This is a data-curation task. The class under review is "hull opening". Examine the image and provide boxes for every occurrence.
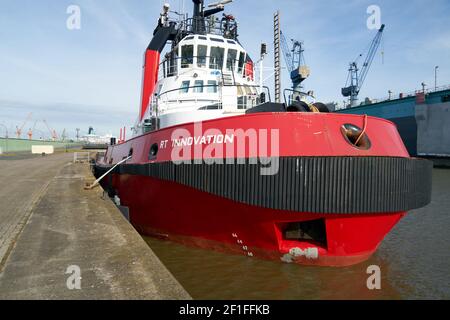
[282,219,327,247]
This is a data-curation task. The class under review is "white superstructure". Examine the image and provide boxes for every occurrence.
[133,32,266,135]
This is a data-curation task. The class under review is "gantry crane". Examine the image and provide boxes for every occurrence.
[280,30,310,93]
[342,24,385,107]
[274,11,310,103]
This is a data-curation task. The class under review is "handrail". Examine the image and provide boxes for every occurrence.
[344,83,450,109]
[177,16,238,40]
[283,88,316,106]
[159,55,245,80]
[158,84,271,103]
[148,83,271,114]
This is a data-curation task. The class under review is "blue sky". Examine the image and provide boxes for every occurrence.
[0,0,449,138]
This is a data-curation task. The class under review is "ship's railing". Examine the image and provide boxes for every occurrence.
[152,83,271,113]
[283,89,316,106]
[355,84,450,107]
[176,16,238,40]
[158,56,246,81]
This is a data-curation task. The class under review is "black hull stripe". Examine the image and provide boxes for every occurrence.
[96,157,432,214]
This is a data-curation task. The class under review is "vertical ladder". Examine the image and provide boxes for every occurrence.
[273,11,281,103]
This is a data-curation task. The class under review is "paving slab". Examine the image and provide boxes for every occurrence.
[0,154,190,299]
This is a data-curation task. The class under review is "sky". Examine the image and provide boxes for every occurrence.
[0,0,449,138]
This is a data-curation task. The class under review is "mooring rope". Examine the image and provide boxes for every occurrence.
[85,155,132,190]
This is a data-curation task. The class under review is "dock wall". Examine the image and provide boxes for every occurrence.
[0,137,79,153]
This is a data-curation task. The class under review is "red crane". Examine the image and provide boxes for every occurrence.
[16,113,32,139]
[43,120,58,141]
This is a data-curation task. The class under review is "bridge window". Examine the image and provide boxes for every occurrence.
[180,80,190,93]
[237,96,247,109]
[207,80,218,93]
[238,52,246,74]
[226,49,237,72]
[194,80,204,93]
[167,48,178,76]
[237,85,245,109]
[210,46,224,70]
[181,45,194,68]
[197,45,207,68]
[236,85,256,109]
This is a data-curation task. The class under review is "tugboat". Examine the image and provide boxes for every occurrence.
[94,0,432,266]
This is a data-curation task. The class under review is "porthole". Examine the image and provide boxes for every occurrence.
[149,143,159,160]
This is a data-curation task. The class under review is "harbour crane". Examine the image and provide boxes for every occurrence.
[60,129,67,141]
[27,120,40,140]
[342,24,385,107]
[43,120,58,141]
[16,113,32,139]
[280,30,310,93]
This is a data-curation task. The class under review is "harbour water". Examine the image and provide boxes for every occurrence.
[144,168,450,299]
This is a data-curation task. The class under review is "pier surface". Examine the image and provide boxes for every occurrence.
[0,152,190,299]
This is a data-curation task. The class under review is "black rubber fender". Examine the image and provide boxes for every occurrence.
[287,100,310,112]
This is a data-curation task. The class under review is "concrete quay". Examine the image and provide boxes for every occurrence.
[0,152,190,299]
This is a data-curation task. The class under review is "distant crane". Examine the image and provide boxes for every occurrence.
[60,129,67,141]
[43,120,58,141]
[16,113,32,139]
[280,30,310,94]
[27,120,40,140]
[342,24,385,107]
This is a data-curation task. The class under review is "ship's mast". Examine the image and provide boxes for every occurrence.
[273,11,281,103]
[192,0,231,34]
[192,0,203,33]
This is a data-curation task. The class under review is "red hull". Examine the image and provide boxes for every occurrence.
[111,174,404,266]
[96,113,430,266]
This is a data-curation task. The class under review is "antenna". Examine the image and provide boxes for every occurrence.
[258,43,268,93]
[208,0,233,8]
